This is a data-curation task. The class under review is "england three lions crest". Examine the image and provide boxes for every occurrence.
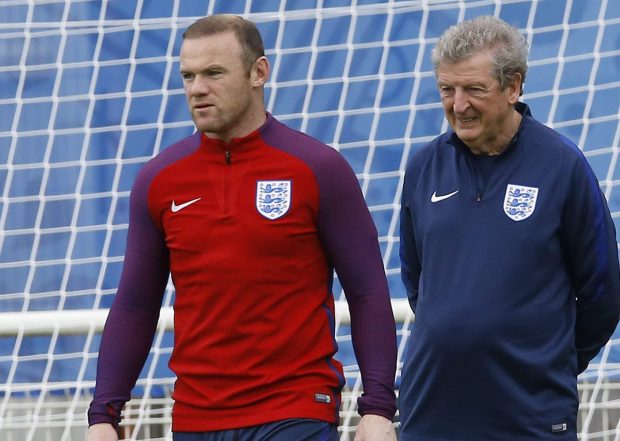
[503,184,538,221]
[256,180,291,220]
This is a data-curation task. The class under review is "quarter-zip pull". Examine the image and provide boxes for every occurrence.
[225,150,232,164]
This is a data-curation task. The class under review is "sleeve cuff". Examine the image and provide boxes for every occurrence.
[87,401,123,427]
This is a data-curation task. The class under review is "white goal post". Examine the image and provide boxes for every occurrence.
[1,0,620,440]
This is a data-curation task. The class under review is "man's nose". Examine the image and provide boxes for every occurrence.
[189,76,209,96]
[452,89,469,114]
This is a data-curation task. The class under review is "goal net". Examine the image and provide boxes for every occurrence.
[0,0,619,440]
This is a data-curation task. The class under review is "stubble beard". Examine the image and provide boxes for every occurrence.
[193,108,231,137]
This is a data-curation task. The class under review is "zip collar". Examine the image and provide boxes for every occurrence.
[199,112,274,153]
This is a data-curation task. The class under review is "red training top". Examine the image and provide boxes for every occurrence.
[88,114,397,431]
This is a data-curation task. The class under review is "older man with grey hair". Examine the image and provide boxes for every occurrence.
[398,15,620,441]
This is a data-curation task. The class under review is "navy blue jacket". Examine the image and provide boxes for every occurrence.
[399,103,620,440]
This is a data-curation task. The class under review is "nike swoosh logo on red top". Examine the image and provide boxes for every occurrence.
[430,190,458,203]
[171,197,202,212]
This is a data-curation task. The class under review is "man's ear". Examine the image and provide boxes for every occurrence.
[508,72,523,103]
[251,56,270,87]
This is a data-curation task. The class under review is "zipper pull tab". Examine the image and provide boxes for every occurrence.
[225,150,232,164]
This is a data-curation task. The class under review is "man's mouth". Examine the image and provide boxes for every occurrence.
[194,103,213,110]
[456,115,476,123]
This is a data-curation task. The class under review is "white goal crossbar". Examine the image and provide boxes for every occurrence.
[0,299,413,336]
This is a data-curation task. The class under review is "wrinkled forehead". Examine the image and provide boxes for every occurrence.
[436,53,496,82]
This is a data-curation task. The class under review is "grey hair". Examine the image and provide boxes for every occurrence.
[432,15,528,93]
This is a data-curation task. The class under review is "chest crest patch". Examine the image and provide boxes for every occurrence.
[256,180,291,220]
[503,184,538,221]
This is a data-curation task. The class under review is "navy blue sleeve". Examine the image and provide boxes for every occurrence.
[561,148,620,373]
[315,148,398,420]
[399,157,422,313]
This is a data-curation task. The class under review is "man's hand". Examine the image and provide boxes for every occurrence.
[87,423,119,441]
[354,414,397,441]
